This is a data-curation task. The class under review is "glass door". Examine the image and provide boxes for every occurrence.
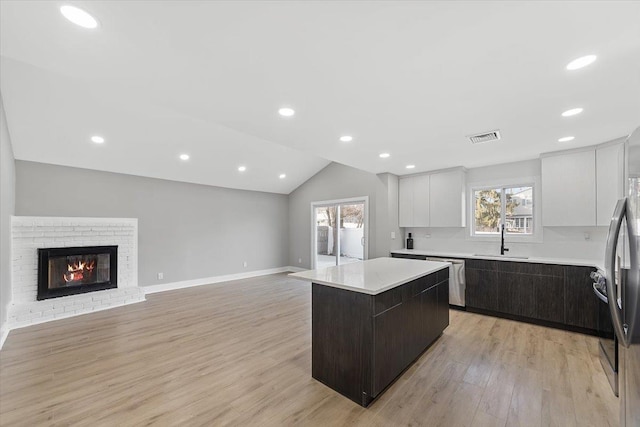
[312,198,368,269]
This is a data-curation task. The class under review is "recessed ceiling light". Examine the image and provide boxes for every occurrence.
[90,135,104,144]
[379,153,390,158]
[179,154,190,161]
[60,5,98,29]
[339,135,353,142]
[566,55,597,71]
[558,136,575,142]
[238,166,246,172]
[562,108,583,117]
[279,173,286,179]
[406,165,415,169]
[278,107,295,117]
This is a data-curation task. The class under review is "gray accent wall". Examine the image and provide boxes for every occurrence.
[0,95,16,333]
[15,161,289,287]
[288,162,401,268]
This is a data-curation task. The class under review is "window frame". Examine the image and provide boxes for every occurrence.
[467,177,542,243]
[310,196,369,269]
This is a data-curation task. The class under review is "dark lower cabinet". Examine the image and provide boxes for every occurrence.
[391,253,600,335]
[312,268,450,407]
[311,283,371,404]
[534,275,565,323]
[436,279,450,332]
[372,300,408,396]
[390,253,428,260]
[565,265,598,330]
[466,268,499,311]
[465,260,597,334]
[497,272,536,318]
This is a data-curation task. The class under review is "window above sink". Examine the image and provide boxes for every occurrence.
[468,176,542,243]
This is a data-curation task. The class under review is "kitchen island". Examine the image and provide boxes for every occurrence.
[290,257,450,407]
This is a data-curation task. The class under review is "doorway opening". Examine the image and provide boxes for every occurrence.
[311,197,368,269]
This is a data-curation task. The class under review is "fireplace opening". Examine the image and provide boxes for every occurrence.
[38,246,118,300]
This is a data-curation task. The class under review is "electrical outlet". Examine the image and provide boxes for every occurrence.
[391,231,396,239]
[157,272,163,280]
[243,261,248,267]
[298,258,302,264]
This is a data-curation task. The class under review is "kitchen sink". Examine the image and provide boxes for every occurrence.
[473,254,529,259]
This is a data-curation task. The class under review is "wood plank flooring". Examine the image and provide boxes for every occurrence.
[0,273,619,426]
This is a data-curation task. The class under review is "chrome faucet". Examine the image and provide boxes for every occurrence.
[501,224,509,255]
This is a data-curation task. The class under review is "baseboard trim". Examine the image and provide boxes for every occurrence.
[143,266,304,294]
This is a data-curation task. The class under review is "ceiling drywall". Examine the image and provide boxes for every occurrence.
[1,1,639,194]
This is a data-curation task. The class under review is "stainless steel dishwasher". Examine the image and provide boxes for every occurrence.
[425,257,465,308]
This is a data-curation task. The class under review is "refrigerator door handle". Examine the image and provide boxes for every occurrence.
[605,198,630,348]
[593,282,609,303]
[626,201,639,343]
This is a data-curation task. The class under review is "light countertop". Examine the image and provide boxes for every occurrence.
[289,257,450,295]
[390,249,602,270]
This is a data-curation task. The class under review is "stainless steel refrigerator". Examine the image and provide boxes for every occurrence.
[606,126,640,427]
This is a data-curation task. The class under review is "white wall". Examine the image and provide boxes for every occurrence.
[288,163,401,268]
[404,226,608,262]
[405,159,608,262]
[15,161,290,286]
[0,95,16,341]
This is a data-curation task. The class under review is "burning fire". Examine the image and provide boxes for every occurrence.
[63,259,96,283]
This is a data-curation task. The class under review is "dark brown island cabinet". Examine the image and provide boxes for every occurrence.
[290,258,450,407]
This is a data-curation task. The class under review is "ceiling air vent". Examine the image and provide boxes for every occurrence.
[468,130,501,144]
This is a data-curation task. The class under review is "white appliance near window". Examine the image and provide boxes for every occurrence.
[604,126,640,426]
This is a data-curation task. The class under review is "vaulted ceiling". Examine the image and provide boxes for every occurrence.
[1,1,639,194]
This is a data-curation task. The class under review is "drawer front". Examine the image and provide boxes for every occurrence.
[497,261,564,277]
[374,286,403,315]
[373,272,441,315]
[464,259,498,271]
[405,274,437,298]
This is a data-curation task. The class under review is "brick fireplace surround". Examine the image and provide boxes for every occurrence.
[8,217,145,329]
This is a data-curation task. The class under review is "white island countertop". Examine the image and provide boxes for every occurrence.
[289,257,450,295]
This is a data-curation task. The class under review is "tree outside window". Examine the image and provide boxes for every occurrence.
[473,185,533,235]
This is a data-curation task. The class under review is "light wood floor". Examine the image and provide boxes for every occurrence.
[0,273,619,426]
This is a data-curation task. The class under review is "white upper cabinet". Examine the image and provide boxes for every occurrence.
[542,141,625,227]
[398,174,429,227]
[430,169,466,227]
[398,177,414,227]
[542,149,596,226]
[413,174,430,227]
[596,142,625,226]
[398,168,464,228]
